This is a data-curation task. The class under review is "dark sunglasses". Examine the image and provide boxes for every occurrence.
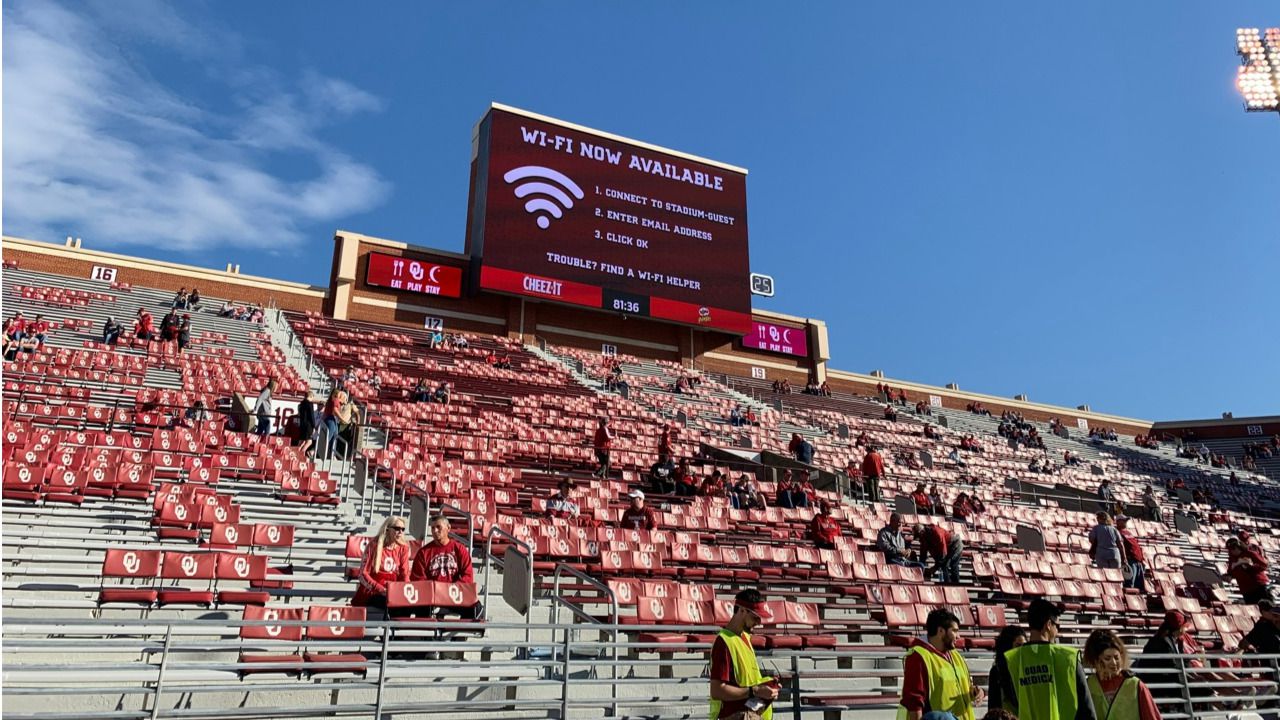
[390,526,406,532]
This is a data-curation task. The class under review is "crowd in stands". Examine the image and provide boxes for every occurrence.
[998,411,1048,450]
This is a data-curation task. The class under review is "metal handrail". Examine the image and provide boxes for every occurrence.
[482,526,534,646]
[550,561,620,715]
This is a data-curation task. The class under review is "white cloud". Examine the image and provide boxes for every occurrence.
[2,1,391,253]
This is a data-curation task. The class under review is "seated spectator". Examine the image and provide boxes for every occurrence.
[648,456,676,495]
[1088,513,1127,570]
[546,479,580,519]
[172,288,189,309]
[1,333,14,362]
[133,307,155,341]
[452,334,468,350]
[248,305,263,323]
[1141,486,1163,523]
[883,404,898,422]
[728,405,744,427]
[4,311,26,340]
[810,500,841,550]
[798,475,817,506]
[1234,589,1279,657]
[947,447,967,467]
[26,314,49,346]
[219,300,236,317]
[913,523,963,584]
[159,309,180,342]
[495,353,513,370]
[485,351,498,366]
[741,481,767,510]
[818,380,831,396]
[780,378,792,394]
[699,469,726,498]
[928,485,944,515]
[412,378,432,403]
[776,470,801,509]
[621,489,658,530]
[910,483,930,512]
[188,288,201,309]
[923,424,939,440]
[410,515,482,619]
[675,458,699,497]
[952,492,975,524]
[433,382,451,405]
[352,516,413,614]
[1136,611,1206,703]
[876,513,923,568]
[743,408,756,426]
[185,400,212,423]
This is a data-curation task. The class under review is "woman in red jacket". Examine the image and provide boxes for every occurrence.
[353,516,413,613]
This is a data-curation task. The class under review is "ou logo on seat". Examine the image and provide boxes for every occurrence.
[122,552,141,575]
[794,605,809,622]
[617,584,632,602]
[214,506,227,522]
[267,527,281,544]
[180,555,198,576]
[687,602,702,622]
[327,608,344,636]
[403,584,419,605]
[234,557,250,577]
[649,599,665,620]
[225,527,239,544]
[448,585,463,605]
[263,609,282,637]
[174,505,188,521]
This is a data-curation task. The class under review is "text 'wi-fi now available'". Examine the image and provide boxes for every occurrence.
[503,166,585,229]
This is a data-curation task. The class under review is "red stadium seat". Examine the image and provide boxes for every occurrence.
[98,548,162,609]
[304,605,368,673]
[239,606,305,672]
[157,551,216,607]
[214,552,270,605]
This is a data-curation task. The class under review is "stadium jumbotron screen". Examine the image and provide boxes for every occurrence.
[468,104,752,334]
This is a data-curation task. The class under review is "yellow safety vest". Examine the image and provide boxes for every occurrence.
[710,629,774,720]
[895,644,976,720]
[1088,674,1140,720]
[1004,643,1081,720]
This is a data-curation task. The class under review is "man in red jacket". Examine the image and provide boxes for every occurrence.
[913,523,964,585]
[1227,537,1271,604]
[1115,516,1148,593]
[860,447,885,503]
[810,500,841,550]
[410,515,481,619]
[592,417,615,478]
[134,307,155,341]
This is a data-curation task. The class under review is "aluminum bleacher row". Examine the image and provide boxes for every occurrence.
[2,267,1278,719]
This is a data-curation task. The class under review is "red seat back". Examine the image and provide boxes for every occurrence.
[102,548,162,579]
[241,606,305,640]
[215,552,268,582]
[252,524,295,548]
[306,605,366,640]
[159,551,215,580]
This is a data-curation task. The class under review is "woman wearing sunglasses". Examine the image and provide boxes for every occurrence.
[352,516,413,615]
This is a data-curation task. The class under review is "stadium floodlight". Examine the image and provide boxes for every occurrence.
[1235,27,1280,114]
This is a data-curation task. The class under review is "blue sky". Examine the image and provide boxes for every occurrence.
[4,1,1277,421]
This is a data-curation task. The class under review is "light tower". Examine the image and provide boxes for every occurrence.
[1236,27,1280,114]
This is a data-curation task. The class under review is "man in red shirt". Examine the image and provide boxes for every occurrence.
[410,515,481,619]
[658,425,675,461]
[1227,537,1271,604]
[592,417,614,478]
[909,483,930,514]
[1115,516,1147,593]
[134,307,155,341]
[709,588,779,719]
[620,489,657,530]
[860,447,885,503]
[26,314,49,346]
[913,523,963,585]
[699,470,726,498]
[897,607,983,719]
[810,500,841,550]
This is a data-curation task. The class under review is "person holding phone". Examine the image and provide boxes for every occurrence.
[709,588,780,719]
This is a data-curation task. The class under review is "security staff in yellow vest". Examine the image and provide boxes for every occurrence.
[1082,629,1162,720]
[896,607,984,720]
[709,589,781,719]
[990,599,1097,720]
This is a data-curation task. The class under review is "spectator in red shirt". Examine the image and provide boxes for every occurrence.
[658,425,675,461]
[675,458,699,497]
[133,307,155,341]
[1226,537,1271,604]
[352,515,413,615]
[26,314,49,346]
[897,607,984,719]
[913,523,964,585]
[620,489,658,530]
[592,417,615,478]
[700,469,727,498]
[860,447,885,503]
[409,515,481,620]
[798,476,817,507]
[910,483,930,513]
[1115,516,1147,593]
[810,500,841,550]
[952,492,974,524]
[3,311,26,340]
[709,589,779,718]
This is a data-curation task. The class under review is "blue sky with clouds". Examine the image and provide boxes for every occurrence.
[4,1,1277,420]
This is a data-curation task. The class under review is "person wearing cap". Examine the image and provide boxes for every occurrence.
[1081,629,1162,720]
[592,417,615,478]
[1225,537,1271,604]
[546,479,580,519]
[1136,610,1206,703]
[913,522,964,585]
[810,500,841,550]
[1114,517,1147,593]
[709,588,780,719]
[897,607,984,720]
[620,489,657,531]
[1235,589,1280,656]
[990,598,1096,720]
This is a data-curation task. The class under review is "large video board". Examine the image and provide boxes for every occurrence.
[467,104,752,334]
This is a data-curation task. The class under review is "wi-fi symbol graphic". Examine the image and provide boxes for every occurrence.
[503,166,585,230]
